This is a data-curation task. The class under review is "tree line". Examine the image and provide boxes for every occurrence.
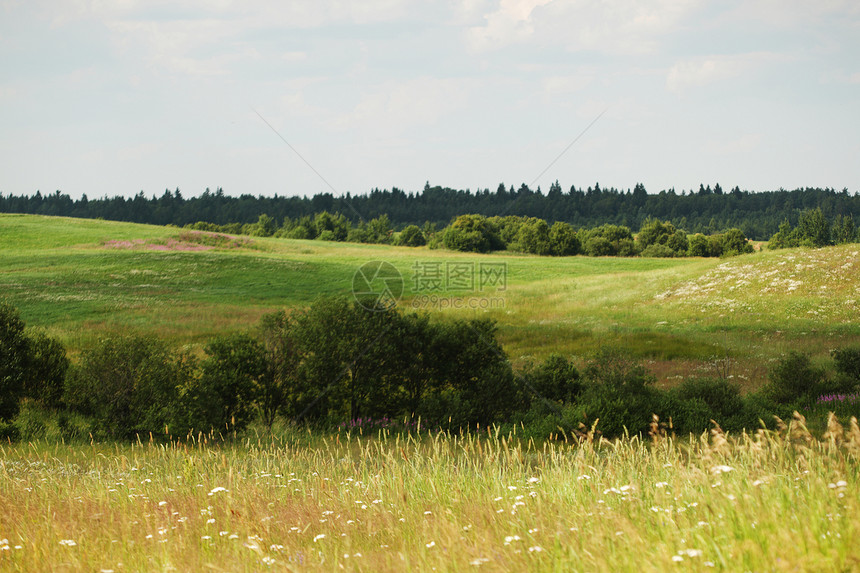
[2,183,859,240]
[3,299,859,443]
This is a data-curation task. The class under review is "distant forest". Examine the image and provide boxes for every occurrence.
[2,182,859,240]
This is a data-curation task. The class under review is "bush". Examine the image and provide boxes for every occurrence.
[188,334,266,434]
[549,222,580,256]
[443,215,501,253]
[688,234,709,257]
[639,243,677,258]
[65,335,193,439]
[833,346,860,382]
[25,330,69,409]
[521,354,581,407]
[667,378,745,434]
[574,348,661,437]
[0,302,31,421]
[636,219,688,256]
[397,225,426,247]
[583,236,614,256]
[765,351,827,405]
[516,218,552,255]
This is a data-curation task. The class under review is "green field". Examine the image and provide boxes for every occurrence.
[2,213,859,389]
[2,214,860,572]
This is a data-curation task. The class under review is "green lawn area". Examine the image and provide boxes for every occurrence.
[2,213,859,389]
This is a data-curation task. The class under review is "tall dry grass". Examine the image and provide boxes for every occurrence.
[1,415,858,572]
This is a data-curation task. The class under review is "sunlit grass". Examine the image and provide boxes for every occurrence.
[1,416,858,572]
[2,214,860,387]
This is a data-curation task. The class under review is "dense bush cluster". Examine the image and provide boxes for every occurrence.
[3,298,858,442]
[440,214,753,258]
[192,209,855,258]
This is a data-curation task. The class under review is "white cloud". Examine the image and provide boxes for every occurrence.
[327,76,474,136]
[469,0,702,55]
[706,133,763,155]
[467,0,552,50]
[665,52,782,93]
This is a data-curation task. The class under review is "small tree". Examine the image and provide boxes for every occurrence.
[0,302,30,421]
[26,330,69,409]
[796,208,831,247]
[516,218,552,255]
[396,225,426,247]
[257,311,302,429]
[765,351,826,405]
[194,334,266,433]
[66,335,190,438]
[548,222,580,256]
[443,214,499,253]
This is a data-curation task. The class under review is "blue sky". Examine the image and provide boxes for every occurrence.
[1,0,859,200]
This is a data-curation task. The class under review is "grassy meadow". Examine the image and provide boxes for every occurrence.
[2,212,859,389]
[1,418,859,572]
[2,213,860,571]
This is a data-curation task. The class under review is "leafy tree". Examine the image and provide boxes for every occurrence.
[796,208,831,247]
[516,217,552,255]
[396,224,426,247]
[25,330,69,409]
[314,211,349,241]
[443,214,500,253]
[256,311,302,429]
[833,214,857,244]
[688,233,709,257]
[293,296,402,421]
[193,334,266,433]
[0,302,30,421]
[66,336,192,438]
[548,222,580,256]
[250,213,277,237]
[765,351,826,405]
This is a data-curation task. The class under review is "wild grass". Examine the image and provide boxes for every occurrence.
[2,213,859,385]
[1,416,858,572]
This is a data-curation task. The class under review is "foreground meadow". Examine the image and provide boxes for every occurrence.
[1,417,858,572]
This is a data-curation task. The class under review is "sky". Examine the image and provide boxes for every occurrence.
[1,0,859,200]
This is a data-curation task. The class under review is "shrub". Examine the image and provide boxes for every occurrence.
[522,354,581,407]
[0,302,31,421]
[25,330,69,409]
[765,351,827,405]
[636,220,688,256]
[516,218,552,255]
[574,348,661,437]
[667,378,745,433]
[688,234,709,257]
[549,222,580,256]
[189,334,266,434]
[65,335,192,439]
[832,346,860,382]
[583,236,614,256]
[719,228,755,255]
[443,214,500,253]
[397,225,426,247]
